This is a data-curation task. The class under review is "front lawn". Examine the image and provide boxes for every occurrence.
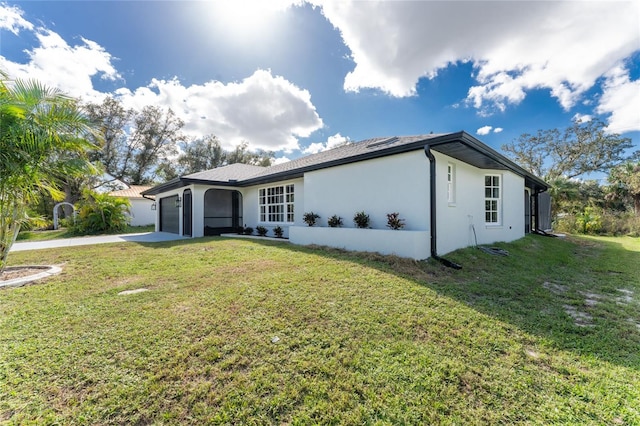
[1,235,638,424]
[16,225,156,242]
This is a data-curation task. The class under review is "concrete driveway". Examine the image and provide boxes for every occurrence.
[10,232,188,252]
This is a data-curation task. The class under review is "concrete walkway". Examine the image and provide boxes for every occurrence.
[10,232,188,252]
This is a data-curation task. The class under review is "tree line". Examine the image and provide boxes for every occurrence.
[84,96,274,186]
[502,118,640,234]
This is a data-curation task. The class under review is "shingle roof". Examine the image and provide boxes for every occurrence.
[184,163,266,181]
[142,132,547,195]
[248,134,440,181]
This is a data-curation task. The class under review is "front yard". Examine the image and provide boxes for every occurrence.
[1,234,638,424]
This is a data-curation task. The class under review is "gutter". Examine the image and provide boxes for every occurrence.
[424,145,462,269]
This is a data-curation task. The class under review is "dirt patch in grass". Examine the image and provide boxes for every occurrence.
[0,266,47,281]
[563,304,594,327]
[616,288,634,304]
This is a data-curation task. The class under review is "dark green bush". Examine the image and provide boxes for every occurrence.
[353,211,370,229]
[327,215,343,228]
[303,212,320,227]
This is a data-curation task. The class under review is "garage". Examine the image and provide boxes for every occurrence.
[159,195,180,234]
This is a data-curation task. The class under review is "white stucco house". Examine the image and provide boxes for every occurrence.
[109,185,156,227]
[142,132,548,260]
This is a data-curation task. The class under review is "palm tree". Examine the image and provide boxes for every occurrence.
[607,162,640,216]
[0,72,98,272]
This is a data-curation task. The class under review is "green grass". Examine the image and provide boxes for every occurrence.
[16,225,156,242]
[1,235,638,424]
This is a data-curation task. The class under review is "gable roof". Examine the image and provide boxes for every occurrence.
[143,131,547,195]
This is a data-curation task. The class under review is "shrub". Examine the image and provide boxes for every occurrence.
[70,191,130,235]
[273,226,284,238]
[303,212,321,227]
[386,212,405,230]
[575,207,602,234]
[327,215,343,228]
[20,214,52,231]
[353,211,370,229]
[256,225,268,236]
[243,226,254,235]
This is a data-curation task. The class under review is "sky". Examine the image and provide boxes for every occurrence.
[1,0,639,174]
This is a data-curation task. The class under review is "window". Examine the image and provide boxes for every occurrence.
[259,184,294,223]
[447,163,455,204]
[485,175,501,224]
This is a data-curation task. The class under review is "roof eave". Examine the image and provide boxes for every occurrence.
[427,131,548,192]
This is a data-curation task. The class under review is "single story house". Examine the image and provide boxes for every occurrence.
[142,131,549,260]
[109,185,156,227]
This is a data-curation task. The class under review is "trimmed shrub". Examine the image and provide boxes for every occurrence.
[386,212,405,230]
[256,225,268,236]
[327,215,343,228]
[303,212,321,227]
[353,211,370,229]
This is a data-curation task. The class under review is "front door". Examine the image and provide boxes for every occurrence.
[183,189,192,237]
[524,190,531,233]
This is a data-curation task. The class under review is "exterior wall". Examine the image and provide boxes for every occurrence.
[153,187,188,234]
[191,184,244,237]
[245,177,304,239]
[290,227,430,260]
[291,151,432,258]
[127,198,156,226]
[433,151,524,255]
[303,151,431,231]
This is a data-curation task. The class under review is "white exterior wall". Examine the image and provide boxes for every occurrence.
[128,198,156,226]
[291,151,432,259]
[303,151,431,230]
[245,177,304,239]
[433,151,524,255]
[153,187,187,234]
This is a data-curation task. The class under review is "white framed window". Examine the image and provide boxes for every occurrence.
[259,184,294,223]
[447,163,456,204]
[485,175,501,224]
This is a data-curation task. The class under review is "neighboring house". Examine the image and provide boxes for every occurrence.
[109,185,156,227]
[142,132,548,260]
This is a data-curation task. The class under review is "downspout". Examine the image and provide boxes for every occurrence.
[424,146,462,269]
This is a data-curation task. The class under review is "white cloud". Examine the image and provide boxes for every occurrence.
[273,156,291,165]
[476,126,492,136]
[303,132,350,154]
[0,3,33,34]
[493,127,503,134]
[596,65,640,133]
[313,0,640,129]
[0,25,120,103]
[0,4,323,152]
[115,70,324,152]
[572,113,593,123]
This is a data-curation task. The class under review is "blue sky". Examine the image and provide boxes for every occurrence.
[1,1,639,172]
